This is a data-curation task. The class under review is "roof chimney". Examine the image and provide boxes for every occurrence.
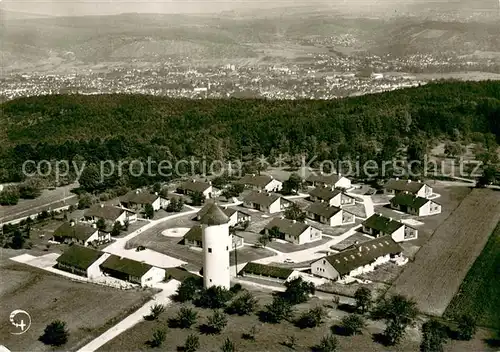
[252,173,256,177]
[92,223,97,228]
[192,179,196,182]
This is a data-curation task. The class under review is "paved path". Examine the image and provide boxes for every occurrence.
[77,279,180,352]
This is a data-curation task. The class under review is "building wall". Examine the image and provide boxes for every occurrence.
[151,198,161,211]
[311,259,340,280]
[341,194,355,205]
[329,194,342,207]
[141,267,166,287]
[390,226,406,242]
[185,238,202,248]
[227,213,238,227]
[419,201,442,216]
[328,211,343,226]
[84,231,100,246]
[342,211,355,224]
[57,263,87,277]
[335,177,351,190]
[269,200,281,214]
[203,223,231,289]
[417,185,433,199]
[87,253,109,279]
[264,179,283,192]
[347,254,392,277]
[202,186,213,199]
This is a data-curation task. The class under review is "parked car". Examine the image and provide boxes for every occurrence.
[284,258,295,264]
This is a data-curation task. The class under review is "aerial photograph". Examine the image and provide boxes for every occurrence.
[0,0,499,351]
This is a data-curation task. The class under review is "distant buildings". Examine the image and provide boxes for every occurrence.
[264,217,322,245]
[305,173,351,190]
[120,189,169,212]
[239,262,301,283]
[308,187,355,207]
[242,191,292,214]
[238,174,283,192]
[84,204,137,227]
[177,180,219,199]
[384,178,433,199]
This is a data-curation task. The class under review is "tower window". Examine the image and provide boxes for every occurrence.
[208,248,212,253]
[226,246,229,251]
[209,279,212,282]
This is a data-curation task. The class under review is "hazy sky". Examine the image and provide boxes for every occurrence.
[0,0,494,17]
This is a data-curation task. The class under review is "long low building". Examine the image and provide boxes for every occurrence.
[239,262,301,283]
[56,245,106,279]
[52,221,111,247]
[242,191,292,214]
[305,202,355,227]
[311,237,403,281]
[100,255,165,287]
[390,193,442,216]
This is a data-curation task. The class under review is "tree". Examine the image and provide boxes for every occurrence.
[226,291,258,316]
[314,333,338,352]
[420,319,447,352]
[40,320,69,346]
[191,191,205,206]
[144,203,154,219]
[78,192,93,209]
[444,142,464,158]
[282,173,302,195]
[195,286,233,309]
[150,329,166,348]
[373,294,419,346]
[258,234,270,247]
[0,186,20,205]
[176,306,198,328]
[206,310,228,334]
[78,164,102,193]
[340,314,366,336]
[149,304,166,320]
[296,306,326,329]
[167,197,184,212]
[477,165,498,187]
[10,229,25,249]
[283,277,315,305]
[96,218,106,231]
[456,314,477,341]
[123,219,130,231]
[267,226,281,240]
[174,276,203,302]
[354,287,372,313]
[220,338,236,352]
[110,221,122,237]
[284,203,306,222]
[153,182,162,194]
[263,296,294,323]
[184,334,200,352]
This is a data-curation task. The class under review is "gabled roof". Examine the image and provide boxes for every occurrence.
[319,237,402,275]
[362,213,404,234]
[264,217,310,238]
[179,180,211,193]
[120,190,159,205]
[309,187,341,201]
[238,174,277,188]
[184,225,203,242]
[239,262,294,280]
[100,255,153,278]
[390,193,430,209]
[306,202,342,219]
[53,222,98,241]
[200,203,229,225]
[243,191,280,207]
[84,205,128,221]
[306,173,344,186]
[56,245,103,271]
[384,179,427,193]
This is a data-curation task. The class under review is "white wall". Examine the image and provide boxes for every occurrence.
[203,223,230,289]
[335,177,351,189]
[268,200,281,214]
[202,186,213,199]
[264,179,283,192]
[311,258,340,280]
[227,213,238,227]
[391,225,417,242]
[83,230,100,246]
[141,266,166,287]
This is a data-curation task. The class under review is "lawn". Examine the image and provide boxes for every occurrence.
[0,263,153,351]
[444,222,500,329]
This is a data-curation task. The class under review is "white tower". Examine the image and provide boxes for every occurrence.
[201,203,231,289]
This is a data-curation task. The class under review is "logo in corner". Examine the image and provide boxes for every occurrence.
[9,309,31,335]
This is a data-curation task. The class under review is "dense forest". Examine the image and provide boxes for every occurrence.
[0,81,499,189]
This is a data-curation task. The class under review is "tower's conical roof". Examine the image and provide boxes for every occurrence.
[200,203,229,225]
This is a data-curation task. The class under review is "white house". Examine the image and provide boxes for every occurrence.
[84,204,137,227]
[390,193,442,216]
[242,191,292,214]
[238,174,283,192]
[52,221,111,246]
[120,189,169,211]
[384,178,433,198]
[311,237,403,281]
[305,202,356,227]
[362,213,418,242]
[100,255,166,287]
[264,217,322,245]
[56,245,105,278]
[308,186,355,207]
[306,173,351,190]
[239,262,301,283]
[177,180,219,199]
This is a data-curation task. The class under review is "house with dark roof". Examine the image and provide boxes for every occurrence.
[120,189,169,212]
[242,191,292,214]
[100,255,165,287]
[390,193,442,216]
[264,217,322,245]
[362,213,418,242]
[305,202,355,227]
[239,262,301,283]
[305,173,351,190]
[183,224,244,250]
[238,174,283,192]
[196,202,251,227]
[311,237,403,281]
[384,178,433,198]
[309,186,356,207]
[177,180,219,199]
[56,245,105,278]
[84,204,137,227]
[52,221,110,246]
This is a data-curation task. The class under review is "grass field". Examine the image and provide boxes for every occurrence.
[444,222,500,329]
[388,188,500,316]
[0,263,153,351]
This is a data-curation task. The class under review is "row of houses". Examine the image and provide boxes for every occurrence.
[55,245,166,287]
